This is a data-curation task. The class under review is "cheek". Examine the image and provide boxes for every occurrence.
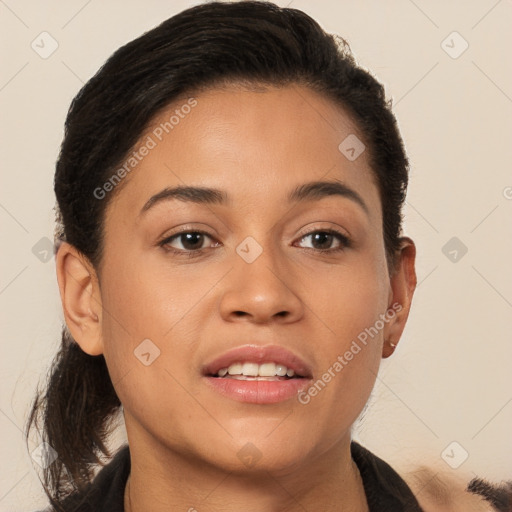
[99,248,219,337]
[305,248,390,345]
[296,250,389,426]
[96,248,226,387]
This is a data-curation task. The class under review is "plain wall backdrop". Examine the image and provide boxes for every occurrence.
[1,0,511,510]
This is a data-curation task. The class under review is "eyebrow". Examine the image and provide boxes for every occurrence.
[139,180,368,216]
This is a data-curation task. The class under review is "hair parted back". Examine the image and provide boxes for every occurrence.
[26,1,410,508]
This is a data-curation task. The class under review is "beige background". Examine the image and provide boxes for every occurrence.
[1,0,511,510]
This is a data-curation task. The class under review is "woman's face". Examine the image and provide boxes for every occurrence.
[93,84,412,474]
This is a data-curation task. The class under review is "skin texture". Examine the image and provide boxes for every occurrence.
[56,84,417,511]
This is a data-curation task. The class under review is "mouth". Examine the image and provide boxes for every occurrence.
[210,361,304,380]
[202,345,312,404]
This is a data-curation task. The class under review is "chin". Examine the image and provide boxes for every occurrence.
[214,432,319,477]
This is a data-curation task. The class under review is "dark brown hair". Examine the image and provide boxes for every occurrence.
[26,1,410,508]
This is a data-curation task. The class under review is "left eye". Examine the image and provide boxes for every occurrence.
[296,230,349,251]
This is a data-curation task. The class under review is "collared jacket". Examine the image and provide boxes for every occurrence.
[39,442,510,511]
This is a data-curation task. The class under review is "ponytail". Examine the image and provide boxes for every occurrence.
[26,328,121,507]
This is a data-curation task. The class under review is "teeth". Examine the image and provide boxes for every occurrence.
[216,362,298,378]
[242,362,259,376]
[227,363,243,375]
[259,362,276,377]
[276,364,287,377]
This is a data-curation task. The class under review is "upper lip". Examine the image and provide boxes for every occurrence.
[203,344,313,378]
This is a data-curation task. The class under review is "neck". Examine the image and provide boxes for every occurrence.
[123,431,369,512]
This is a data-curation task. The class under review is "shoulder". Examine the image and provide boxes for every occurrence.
[351,441,424,511]
[352,442,512,512]
[403,464,512,512]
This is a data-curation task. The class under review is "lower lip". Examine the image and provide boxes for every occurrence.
[204,376,310,404]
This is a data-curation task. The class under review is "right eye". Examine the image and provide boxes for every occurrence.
[159,230,219,253]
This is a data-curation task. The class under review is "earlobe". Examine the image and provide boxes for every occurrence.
[382,237,417,359]
[55,242,103,356]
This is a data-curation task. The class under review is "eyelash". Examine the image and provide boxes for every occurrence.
[158,228,351,257]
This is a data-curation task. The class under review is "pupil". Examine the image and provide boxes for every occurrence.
[313,232,332,249]
[182,233,203,250]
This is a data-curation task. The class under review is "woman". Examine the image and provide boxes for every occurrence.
[26,2,510,511]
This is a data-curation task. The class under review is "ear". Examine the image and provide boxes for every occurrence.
[382,237,417,358]
[55,241,103,356]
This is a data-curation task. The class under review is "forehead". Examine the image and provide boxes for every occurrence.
[107,84,380,219]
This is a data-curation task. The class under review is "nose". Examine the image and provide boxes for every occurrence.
[219,243,304,325]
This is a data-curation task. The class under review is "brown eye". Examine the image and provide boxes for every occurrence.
[160,231,216,252]
[297,230,350,252]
